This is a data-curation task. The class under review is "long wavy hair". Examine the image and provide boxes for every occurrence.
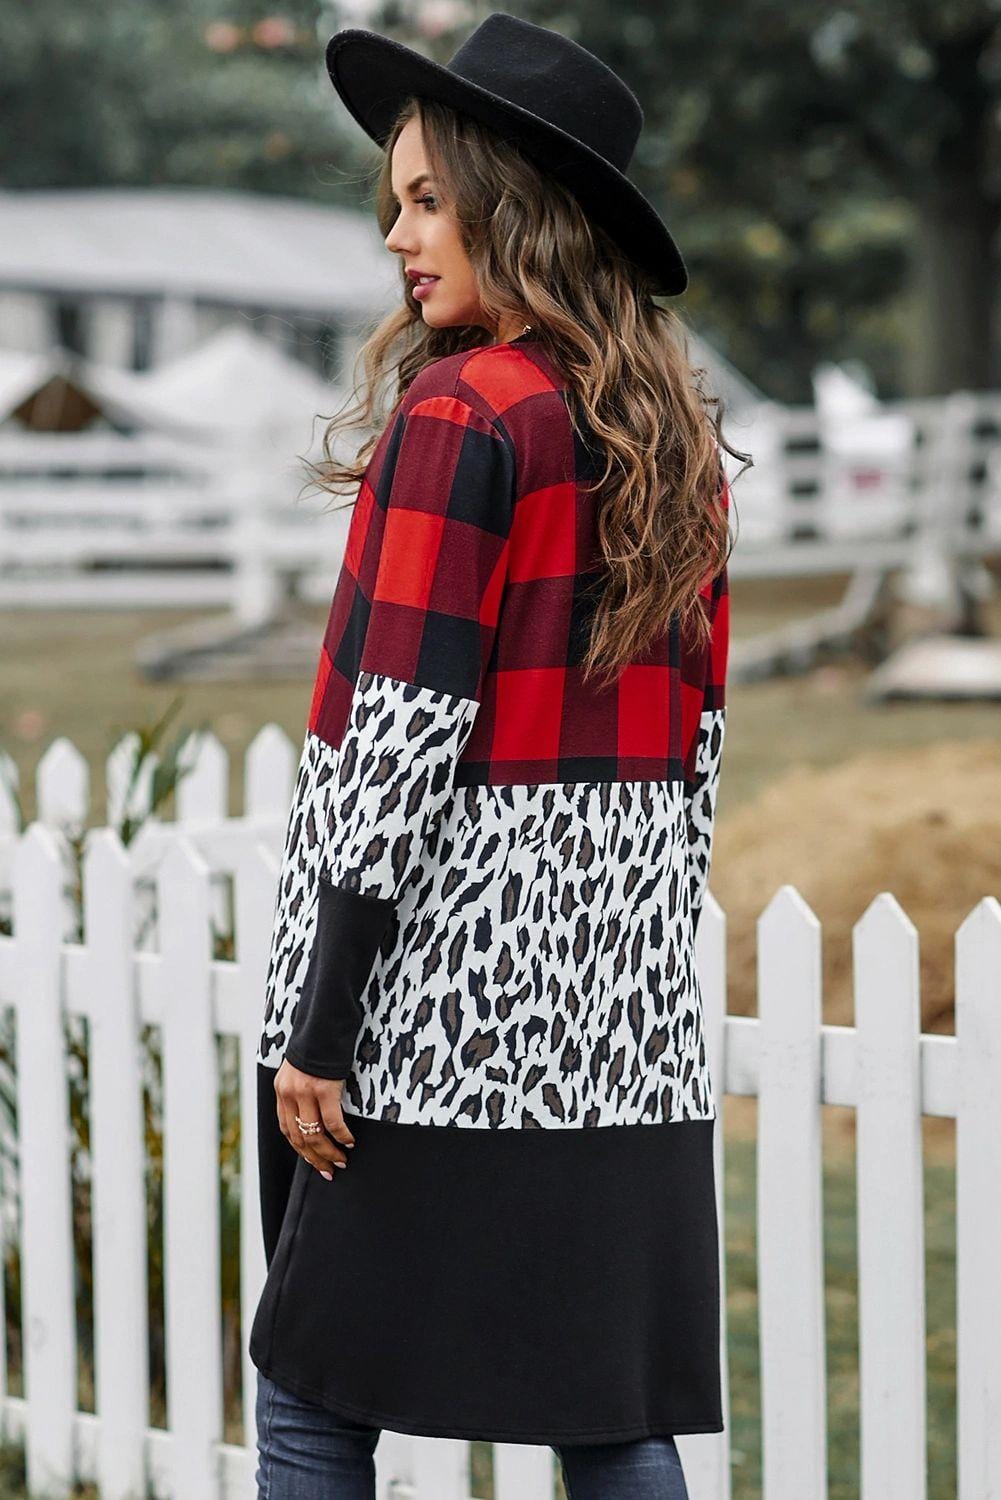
[304,93,751,690]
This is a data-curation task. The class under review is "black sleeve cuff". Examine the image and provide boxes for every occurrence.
[283,876,397,1080]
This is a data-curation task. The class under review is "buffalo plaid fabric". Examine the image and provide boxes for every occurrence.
[307,336,730,791]
[308,360,515,746]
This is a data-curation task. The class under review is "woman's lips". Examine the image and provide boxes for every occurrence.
[412,277,440,301]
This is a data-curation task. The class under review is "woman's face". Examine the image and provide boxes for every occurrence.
[385,116,515,340]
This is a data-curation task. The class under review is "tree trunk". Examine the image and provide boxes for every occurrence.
[906,21,1000,397]
[908,183,998,396]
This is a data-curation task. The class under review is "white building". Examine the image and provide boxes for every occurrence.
[0,186,398,379]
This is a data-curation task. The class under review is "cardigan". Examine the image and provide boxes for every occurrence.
[249,330,729,1445]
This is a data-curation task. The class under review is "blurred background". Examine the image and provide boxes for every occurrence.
[1,1,999,1495]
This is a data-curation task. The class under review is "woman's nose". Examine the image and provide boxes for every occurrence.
[385,221,414,256]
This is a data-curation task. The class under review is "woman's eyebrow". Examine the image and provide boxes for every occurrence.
[390,172,434,200]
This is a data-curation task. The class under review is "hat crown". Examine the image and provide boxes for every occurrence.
[324,11,688,294]
[446,13,642,172]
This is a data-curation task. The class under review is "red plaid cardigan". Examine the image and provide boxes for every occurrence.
[305,336,728,787]
[250,330,731,1445]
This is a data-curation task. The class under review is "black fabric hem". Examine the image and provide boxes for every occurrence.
[250,1110,723,1443]
[254,1360,725,1445]
[257,1063,300,1269]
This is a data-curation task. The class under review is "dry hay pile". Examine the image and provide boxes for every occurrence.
[712,737,1001,1037]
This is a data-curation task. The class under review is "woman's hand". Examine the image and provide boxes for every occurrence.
[274,1059,356,1180]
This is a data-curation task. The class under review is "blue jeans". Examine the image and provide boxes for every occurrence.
[255,1370,689,1499]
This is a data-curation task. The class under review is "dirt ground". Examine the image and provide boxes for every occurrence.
[715,734,1001,1036]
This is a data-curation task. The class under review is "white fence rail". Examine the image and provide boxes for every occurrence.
[730,388,1001,572]
[0,426,351,618]
[4,389,1001,613]
[0,733,996,1499]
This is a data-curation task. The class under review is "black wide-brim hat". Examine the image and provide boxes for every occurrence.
[324,11,688,298]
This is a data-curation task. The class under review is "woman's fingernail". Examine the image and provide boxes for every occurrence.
[345,1141,355,1149]
[320,1170,333,1181]
[334,1160,348,1169]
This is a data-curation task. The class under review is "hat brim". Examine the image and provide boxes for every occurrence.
[325,29,687,298]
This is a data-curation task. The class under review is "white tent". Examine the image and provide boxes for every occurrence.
[87,325,346,443]
[0,327,350,457]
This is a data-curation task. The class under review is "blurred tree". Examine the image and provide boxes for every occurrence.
[0,0,367,198]
[3,0,998,398]
[809,2,1001,395]
[524,0,999,398]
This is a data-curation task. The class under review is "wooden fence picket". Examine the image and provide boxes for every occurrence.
[105,732,158,832]
[681,890,732,1500]
[36,738,89,832]
[955,897,1001,1500]
[411,1436,469,1499]
[854,894,926,1500]
[235,838,280,1494]
[12,825,77,1498]
[176,731,229,824]
[245,725,297,820]
[0,748,18,836]
[493,1442,554,1499]
[757,886,827,1500]
[83,829,150,1500]
[158,833,225,1499]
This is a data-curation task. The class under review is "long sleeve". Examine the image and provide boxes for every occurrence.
[685,470,730,937]
[282,374,517,1079]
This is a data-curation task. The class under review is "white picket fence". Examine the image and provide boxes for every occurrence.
[0,730,997,1500]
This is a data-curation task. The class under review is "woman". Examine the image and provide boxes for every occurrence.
[250,12,746,1499]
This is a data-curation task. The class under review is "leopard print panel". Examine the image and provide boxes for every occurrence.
[256,671,476,1070]
[258,673,723,1128]
[256,728,336,1069]
[325,671,477,899]
[685,708,726,927]
[339,777,714,1128]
